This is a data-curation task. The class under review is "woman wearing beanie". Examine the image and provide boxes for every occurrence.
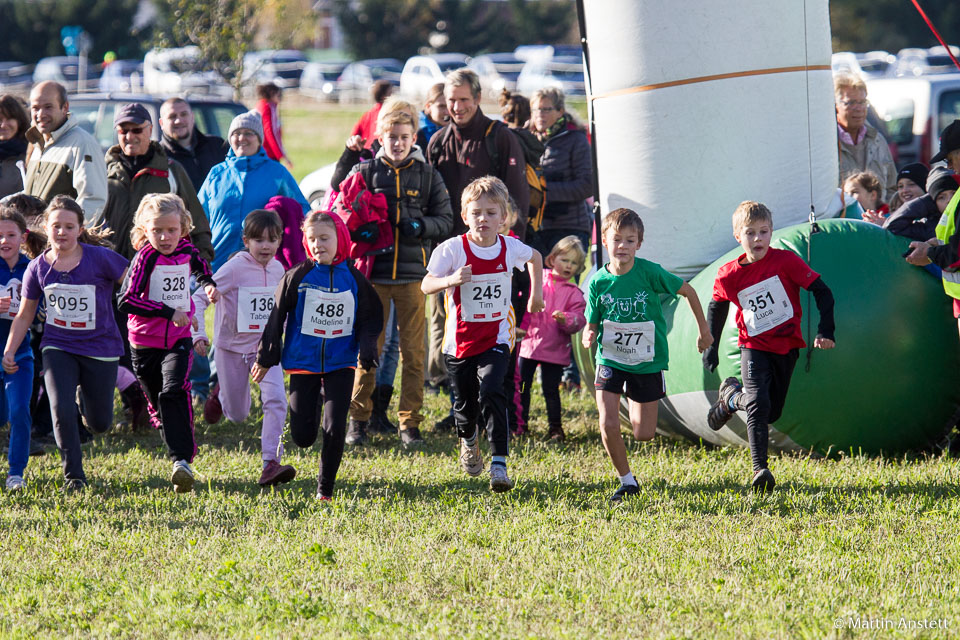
[198,111,309,272]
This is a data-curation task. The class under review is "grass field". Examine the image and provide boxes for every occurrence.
[1,381,959,639]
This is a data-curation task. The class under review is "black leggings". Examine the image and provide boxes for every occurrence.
[733,348,799,471]
[445,346,510,457]
[518,357,564,430]
[288,367,354,498]
[43,350,118,481]
[131,338,195,462]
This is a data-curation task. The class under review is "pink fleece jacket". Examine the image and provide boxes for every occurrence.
[192,250,284,354]
[519,271,586,365]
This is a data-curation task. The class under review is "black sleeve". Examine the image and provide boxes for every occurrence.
[188,244,216,289]
[806,277,835,341]
[419,165,453,242]
[256,262,309,368]
[330,147,366,191]
[928,213,960,270]
[350,264,383,363]
[701,298,729,372]
[882,197,939,242]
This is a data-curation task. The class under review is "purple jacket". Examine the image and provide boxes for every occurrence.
[519,271,586,365]
[264,195,306,270]
[118,238,215,349]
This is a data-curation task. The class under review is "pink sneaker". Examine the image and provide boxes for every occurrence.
[258,459,297,487]
[203,384,223,424]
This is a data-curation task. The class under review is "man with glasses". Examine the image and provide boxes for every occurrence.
[835,73,896,202]
[97,102,213,261]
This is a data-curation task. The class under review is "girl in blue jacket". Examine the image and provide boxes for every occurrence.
[253,211,382,500]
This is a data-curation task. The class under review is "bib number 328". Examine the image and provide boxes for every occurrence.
[302,288,355,337]
[148,264,191,311]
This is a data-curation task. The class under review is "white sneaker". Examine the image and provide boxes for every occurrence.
[5,475,25,491]
[489,464,514,493]
[171,460,195,493]
[459,438,484,477]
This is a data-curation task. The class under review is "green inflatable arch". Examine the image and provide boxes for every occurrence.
[574,219,960,455]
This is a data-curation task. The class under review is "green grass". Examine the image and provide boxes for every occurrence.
[1,383,959,639]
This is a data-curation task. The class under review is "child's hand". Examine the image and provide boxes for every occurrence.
[0,297,10,314]
[861,209,886,226]
[205,285,220,303]
[2,351,17,374]
[582,328,596,349]
[191,316,199,331]
[905,241,933,266]
[346,135,365,152]
[194,338,209,357]
[448,264,473,287]
[814,337,835,350]
[697,329,714,353]
[527,294,544,314]
[552,310,567,326]
[171,310,190,327]
[250,362,267,383]
[515,327,526,340]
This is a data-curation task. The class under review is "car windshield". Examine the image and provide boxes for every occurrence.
[57,63,100,80]
[437,60,466,72]
[168,57,204,73]
[875,97,914,145]
[546,57,584,81]
[939,90,960,133]
[370,63,402,79]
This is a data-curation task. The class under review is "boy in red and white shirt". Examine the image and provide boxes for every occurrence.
[422,176,544,492]
[703,201,836,494]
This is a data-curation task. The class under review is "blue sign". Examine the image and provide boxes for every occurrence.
[61,26,82,56]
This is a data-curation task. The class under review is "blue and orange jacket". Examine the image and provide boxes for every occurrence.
[256,213,382,374]
[118,237,215,349]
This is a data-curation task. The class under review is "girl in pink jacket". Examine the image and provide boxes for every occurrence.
[118,194,219,493]
[192,209,295,488]
[518,236,586,441]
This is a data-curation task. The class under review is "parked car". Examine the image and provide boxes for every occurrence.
[516,55,586,97]
[68,93,247,152]
[0,61,33,91]
[399,53,469,102]
[468,53,524,96]
[99,59,144,93]
[867,73,960,167]
[336,58,402,104]
[893,46,960,77]
[33,56,101,93]
[143,46,233,99]
[299,162,338,209]
[242,49,307,90]
[299,61,348,102]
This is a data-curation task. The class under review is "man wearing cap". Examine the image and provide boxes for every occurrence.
[835,73,897,202]
[158,98,227,190]
[96,102,213,261]
[906,120,960,338]
[23,81,108,220]
[197,110,307,272]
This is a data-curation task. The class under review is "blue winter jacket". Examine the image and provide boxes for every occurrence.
[198,147,309,271]
[256,259,382,374]
[0,254,33,360]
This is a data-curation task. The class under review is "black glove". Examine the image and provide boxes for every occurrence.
[351,222,379,244]
[359,354,379,370]
[398,217,423,238]
[702,347,718,373]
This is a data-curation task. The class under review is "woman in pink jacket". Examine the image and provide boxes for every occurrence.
[192,209,295,488]
[518,236,586,441]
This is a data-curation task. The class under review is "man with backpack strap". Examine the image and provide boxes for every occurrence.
[427,69,529,241]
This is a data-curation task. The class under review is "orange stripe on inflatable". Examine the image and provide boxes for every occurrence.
[589,65,832,102]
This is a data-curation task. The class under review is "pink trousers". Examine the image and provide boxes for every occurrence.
[215,348,288,461]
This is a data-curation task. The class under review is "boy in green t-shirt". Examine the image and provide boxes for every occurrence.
[583,208,713,503]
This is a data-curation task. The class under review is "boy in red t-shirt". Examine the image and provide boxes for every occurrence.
[702,201,836,493]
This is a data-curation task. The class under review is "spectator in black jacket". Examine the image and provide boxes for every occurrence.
[885,167,957,242]
[159,98,228,190]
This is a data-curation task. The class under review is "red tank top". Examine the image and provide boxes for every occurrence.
[448,235,511,358]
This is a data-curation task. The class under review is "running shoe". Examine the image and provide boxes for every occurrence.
[171,459,195,493]
[752,468,776,494]
[610,482,639,503]
[489,464,514,493]
[707,377,743,431]
[5,475,25,491]
[459,438,483,477]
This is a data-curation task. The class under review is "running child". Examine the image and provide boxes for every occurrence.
[193,209,296,487]
[421,176,544,492]
[118,193,219,493]
[0,206,45,490]
[253,211,382,500]
[2,195,127,492]
[703,200,835,493]
[582,208,712,503]
[518,235,586,441]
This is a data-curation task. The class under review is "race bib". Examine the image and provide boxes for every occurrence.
[601,319,655,366]
[737,275,793,337]
[301,288,354,337]
[459,272,510,323]
[3,277,21,319]
[237,286,275,333]
[44,283,96,331]
[148,263,190,311]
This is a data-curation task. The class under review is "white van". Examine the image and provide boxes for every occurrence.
[867,73,960,166]
[143,46,233,99]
